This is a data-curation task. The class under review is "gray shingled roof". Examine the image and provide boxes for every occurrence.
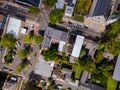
[41,27,67,48]
[113,55,120,81]
[93,0,112,17]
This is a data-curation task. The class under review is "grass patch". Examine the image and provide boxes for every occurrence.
[73,65,82,79]
[73,14,84,22]
[75,0,92,15]
[107,78,118,90]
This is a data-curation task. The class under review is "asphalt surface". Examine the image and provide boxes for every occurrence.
[0,3,37,21]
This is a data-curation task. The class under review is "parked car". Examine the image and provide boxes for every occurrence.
[56,84,63,89]
[2,67,13,74]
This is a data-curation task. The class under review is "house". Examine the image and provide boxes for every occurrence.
[65,0,77,17]
[84,39,98,59]
[113,55,120,81]
[41,27,67,49]
[6,17,22,38]
[79,71,105,90]
[84,0,112,32]
[55,0,65,10]
[69,35,84,63]
[16,0,42,8]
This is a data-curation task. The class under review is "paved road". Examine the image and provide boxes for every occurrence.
[0,3,37,21]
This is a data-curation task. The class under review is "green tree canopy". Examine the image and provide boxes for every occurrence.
[34,35,43,44]
[1,34,16,49]
[79,58,96,73]
[29,6,40,15]
[49,9,63,24]
[24,34,34,44]
[16,62,28,73]
[97,20,120,55]
[17,49,31,59]
[43,44,58,61]
[44,0,56,7]
[24,80,40,90]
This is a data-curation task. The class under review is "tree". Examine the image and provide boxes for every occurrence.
[17,49,31,59]
[24,80,40,90]
[24,34,34,44]
[42,44,58,61]
[49,9,63,24]
[16,62,28,73]
[98,20,120,55]
[79,58,96,73]
[5,52,12,65]
[29,6,40,15]
[44,0,56,7]
[1,34,16,49]
[34,36,43,44]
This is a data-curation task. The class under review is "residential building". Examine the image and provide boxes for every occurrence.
[79,71,105,90]
[69,35,84,63]
[84,39,98,59]
[84,0,112,32]
[16,0,42,8]
[55,0,65,10]
[113,55,120,81]
[41,27,67,49]
[65,0,77,17]
[6,17,22,38]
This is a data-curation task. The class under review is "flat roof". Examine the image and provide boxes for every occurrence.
[7,17,21,37]
[113,55,120,81]
[71,35,84,57]
[58,41,65,52]
[56,0,65,9]
[35,55,54,77]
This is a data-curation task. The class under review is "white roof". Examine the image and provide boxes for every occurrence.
[56,0,65,9]
[35,55,55,77]
[58,41,65,52]
[20,28,27,34]
[7,17,21,37]
[113,55,120,81]
[71,35,84,57]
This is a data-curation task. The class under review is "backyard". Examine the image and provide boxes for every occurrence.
[107,78,118,90]
[73,64,82,79]
[75,0,92,15]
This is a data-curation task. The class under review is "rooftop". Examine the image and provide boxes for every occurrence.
[41,27,67,48]
[113,55,120,81]
[71,35,84,57]
[56,0,65,9]
[89,0,112,18]
[6,17,21,37]
[35,55,54,77]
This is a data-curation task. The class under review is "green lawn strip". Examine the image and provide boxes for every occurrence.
[73,14,84,22]
[73,64,82,79]
[107,77,118,90]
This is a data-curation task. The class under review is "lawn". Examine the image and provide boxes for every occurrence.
[75,0,92,15]
[73,65,83,79]
[73,14,84,22]
[107,78,118,90]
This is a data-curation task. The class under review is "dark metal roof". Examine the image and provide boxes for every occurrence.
[17,0,41,7]
[93,0,112,17]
